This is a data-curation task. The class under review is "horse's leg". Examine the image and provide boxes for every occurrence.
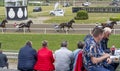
[18,28,22,32]
[2,28,5,32]
[71,26,75,31]
[28,27,31,32]
[63,27,66,32]
[56,28,60,32]
[21,28,24,32]
[3,27,6,32]
[67,27,70,32]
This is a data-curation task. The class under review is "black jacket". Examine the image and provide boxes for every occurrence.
[101,38,110,53]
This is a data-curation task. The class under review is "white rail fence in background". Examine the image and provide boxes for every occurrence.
[0,28,120,34]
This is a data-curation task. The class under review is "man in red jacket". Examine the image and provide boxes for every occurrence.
[34,40,55,71]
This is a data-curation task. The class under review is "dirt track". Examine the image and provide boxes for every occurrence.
[2,23,120,34]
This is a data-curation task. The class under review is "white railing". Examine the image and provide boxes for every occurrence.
[0,28,120,35]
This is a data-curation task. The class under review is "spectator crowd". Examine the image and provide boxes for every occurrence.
[0,27,119,71]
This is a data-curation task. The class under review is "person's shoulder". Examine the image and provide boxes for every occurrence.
[85,37,95,45]
[2,53,6,55]
[67,49,73,53]
[19,47,25,51]
[31,48,36,52]
[48,49,53,53]
[45,48,53,53]
[54,49,60,54]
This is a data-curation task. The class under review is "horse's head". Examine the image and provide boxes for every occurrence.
[28,20,33,24]
[2,19,8,23]
[101,23,107,28]
[111,21,117,25]
[70,19,75,23]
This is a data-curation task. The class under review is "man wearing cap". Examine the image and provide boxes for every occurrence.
[54,41,73,71]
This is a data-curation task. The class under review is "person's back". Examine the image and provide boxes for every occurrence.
[34,40,55,71]
[54,41,73,71]
[73,41,85,71]
[0,50,8,68]
[18,41,37,71]
[34,48,54,71]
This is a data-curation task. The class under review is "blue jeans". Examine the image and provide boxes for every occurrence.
[88,66,110,71]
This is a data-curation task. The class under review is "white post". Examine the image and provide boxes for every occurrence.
[23,0,25,6]
[44,28,46,34]
[65,28,68,34]
[113,29,115,35]
[2,28,4,34]
[23,28,25,34]
[90,28,92,34]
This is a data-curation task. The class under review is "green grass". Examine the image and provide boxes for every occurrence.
[27,6,120,24]
[0,34,120,52]
[0,2,119,24]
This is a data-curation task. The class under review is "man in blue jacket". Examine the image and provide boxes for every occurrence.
[0,50,8,69]
[18,41,37,71]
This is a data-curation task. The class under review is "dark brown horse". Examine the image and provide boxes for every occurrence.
[58,19,75,31]
[0,19,8,31]
[16,20,33,32]
[101,21,117,29]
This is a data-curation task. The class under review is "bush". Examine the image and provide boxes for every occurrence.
[74,10,88,20]
[110,17,120,21]
[0,15,5,22]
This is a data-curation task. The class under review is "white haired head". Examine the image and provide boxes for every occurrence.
[104,27,112,33]
[103,27,112,38]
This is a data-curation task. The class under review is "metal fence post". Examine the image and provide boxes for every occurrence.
[23,28,25,34]
[2,28,4,34]
[44,28,46,34]
[89,28,92,34]
[65,28,68,35]
[113,29,115,35]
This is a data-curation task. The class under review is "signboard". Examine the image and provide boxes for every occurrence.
[5,0,28,20]
[72,7,120,13]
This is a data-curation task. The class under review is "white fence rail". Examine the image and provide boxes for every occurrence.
[0,28,120,34]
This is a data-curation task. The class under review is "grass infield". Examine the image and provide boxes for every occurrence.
[0,34,120,51]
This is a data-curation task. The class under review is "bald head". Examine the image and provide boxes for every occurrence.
[61,41,68,47]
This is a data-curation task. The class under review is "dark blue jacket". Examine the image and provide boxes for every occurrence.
[0,52,8,67]
[100,38,110,53]
[18,45,37,70]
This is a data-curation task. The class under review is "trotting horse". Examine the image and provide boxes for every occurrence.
[58,19,75,32]
[15,20,33,32]
[0,19,8,32]
[101,21,117,29]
